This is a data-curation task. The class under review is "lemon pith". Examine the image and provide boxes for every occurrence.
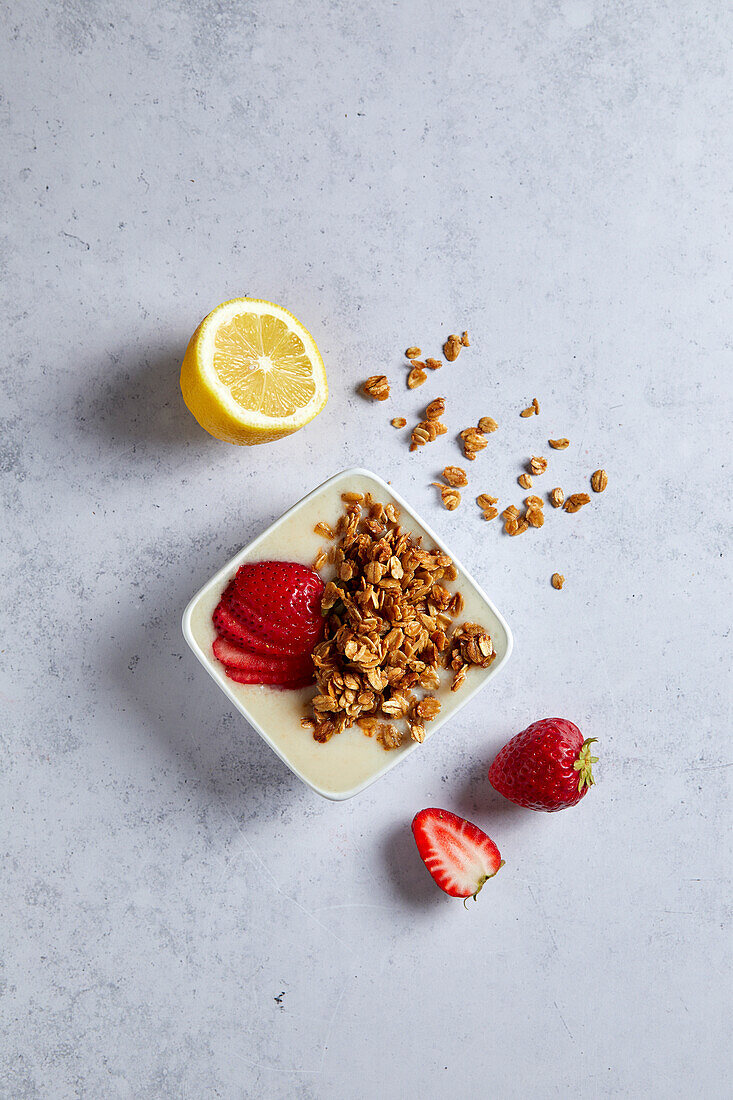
[180,298,328,445]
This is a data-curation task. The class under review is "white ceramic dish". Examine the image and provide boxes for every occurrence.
[182,467,513,800]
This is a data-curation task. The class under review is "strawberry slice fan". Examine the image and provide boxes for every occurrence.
[210,561,325,688]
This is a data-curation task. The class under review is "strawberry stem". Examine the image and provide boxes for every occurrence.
[463,859,506,908]
[572,738,599,792]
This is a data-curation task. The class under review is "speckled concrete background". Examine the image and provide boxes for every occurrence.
[1,1,731,1097]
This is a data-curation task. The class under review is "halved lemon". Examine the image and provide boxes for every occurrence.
[180,298,328,445]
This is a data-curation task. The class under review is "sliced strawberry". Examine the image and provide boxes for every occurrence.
[212,636,314,681]
[225,667,314,688]
[231,561,325,649]
[213,600,305,658]
[412,808,504,902]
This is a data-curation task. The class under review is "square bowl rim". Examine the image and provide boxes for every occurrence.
[182,465,513,800]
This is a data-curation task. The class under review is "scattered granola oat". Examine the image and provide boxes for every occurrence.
[362,375,390,401]
[526,507,544,528]
[447,623,495,689]
[549,487,564,508]
[314,521,336,539]
[313,549,328,571]
[549,438,570,449]
[481,507,498,521]
[477,493,498,510]
[405,346,422,359]
[410,424,430,450]
[520,406,534,418]
[377,723,404,751]
[407,365,427,389]
[528,455,548,475]
[461,332,470,347]
[391,417,407,429]
[442,466,468,488]
[524,495,544,509]
[409,721,426,743]
[443,334,463,361]
[477,416,498,434]
[425,398,446,421]
[432,483,461,510]
[415,696,441,721]
[460,427,488,461]
[518,473,533,489]
[307,495,493,748]
[551,573,565,590]
[591,469,608,493]
[425,357,442,370]
[564,492,591,513]
[532,397,539,414]
[410,418,446,450]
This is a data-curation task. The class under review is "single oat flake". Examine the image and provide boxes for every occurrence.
[425,397,446,421]
[549,487,564,508]
[528,455,548,475]
[477,416,498,434]
[551,573,565,590]
[405,346,422,359]
[425,358,442,370]
[407,365,427,389]
[518,473,533,489]
[443,334,463,362]
[564,492,591,513]
[391,417,407,428]
[549,438,570,449]
[591,469,608,493]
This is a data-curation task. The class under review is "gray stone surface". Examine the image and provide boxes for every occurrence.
[1,1,731,1096]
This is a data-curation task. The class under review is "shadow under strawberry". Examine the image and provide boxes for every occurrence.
[449,766,527,824]
[379,821,449,909]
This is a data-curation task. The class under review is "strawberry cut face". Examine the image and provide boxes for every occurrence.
[412,808,504,901]
[211,560,324,687]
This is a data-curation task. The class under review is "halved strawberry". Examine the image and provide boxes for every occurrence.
[412,808,504,903]
[212,637,314,682]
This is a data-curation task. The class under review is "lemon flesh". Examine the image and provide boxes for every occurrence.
[180,298,328,445]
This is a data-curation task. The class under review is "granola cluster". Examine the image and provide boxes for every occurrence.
[410,397,448,451]
[305,492,495,749]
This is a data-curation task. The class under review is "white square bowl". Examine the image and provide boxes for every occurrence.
[182,467,513,800]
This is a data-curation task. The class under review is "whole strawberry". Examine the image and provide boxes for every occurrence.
[488,718,598,812]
